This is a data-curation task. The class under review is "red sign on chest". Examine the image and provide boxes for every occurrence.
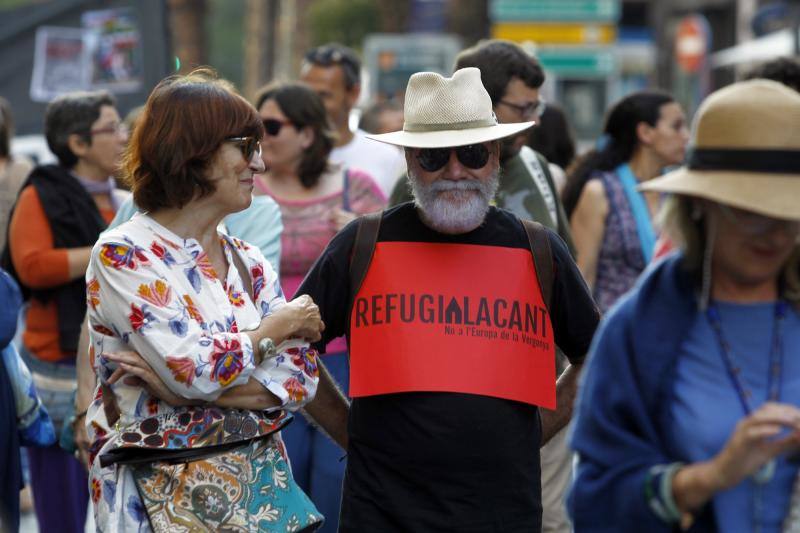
[349,242,556,408]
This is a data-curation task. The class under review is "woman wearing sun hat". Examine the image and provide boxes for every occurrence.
[567,79,800,532]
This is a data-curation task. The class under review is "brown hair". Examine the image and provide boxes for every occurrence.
[254,81,335,189]
[454,40,545,104]
[125,68,264,212]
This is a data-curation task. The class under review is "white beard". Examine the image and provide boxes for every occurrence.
[409,169,500,234]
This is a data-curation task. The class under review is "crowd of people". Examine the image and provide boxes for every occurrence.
[0,39,798,533]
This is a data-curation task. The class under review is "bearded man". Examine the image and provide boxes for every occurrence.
[296,68,600,533]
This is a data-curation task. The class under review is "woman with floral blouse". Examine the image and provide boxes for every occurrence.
[84,70,326,532]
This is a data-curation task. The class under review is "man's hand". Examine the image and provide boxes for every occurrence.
[303,360,350,450]
[73,413,91,469]
[75,314,94,470]
[540,362,582,447]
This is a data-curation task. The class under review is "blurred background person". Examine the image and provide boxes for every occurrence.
[745,56,800,92]
[358,99,404,136]
[562,90,689,312]
[254,80,385,533]
[569,79,800,533]
[301,43,406,196]
[1,90,128,533]
[0,96,33,251]
[0,267,23,533]
[527,103,576,195]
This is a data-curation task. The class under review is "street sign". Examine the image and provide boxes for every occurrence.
[536,48,616,76]
[675,15,710,74]
[363,34,462,100]
[492,22,616,45]
[490,0,620,23]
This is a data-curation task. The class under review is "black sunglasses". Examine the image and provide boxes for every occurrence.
[263,118,293,136]
[416,143,492,172]
[226,136,261,161]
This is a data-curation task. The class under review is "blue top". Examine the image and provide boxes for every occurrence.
[108,194,283,275]
[0,268,21,348]
[671,301,800,533]
[569,255,713,532]
[0,269,21,530]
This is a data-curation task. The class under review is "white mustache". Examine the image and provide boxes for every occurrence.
[428,179,484,193]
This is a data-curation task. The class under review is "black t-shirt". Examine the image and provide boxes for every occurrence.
[297,203,599,533]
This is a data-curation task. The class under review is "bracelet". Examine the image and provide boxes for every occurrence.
[644,462,685,524]
[72,409,88,423]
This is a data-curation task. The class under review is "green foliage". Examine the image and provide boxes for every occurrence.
[307,0,380,50]
[0,0,35,11]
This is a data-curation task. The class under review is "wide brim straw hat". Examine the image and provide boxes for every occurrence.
[641,79,800,220]
[366,67,534,149]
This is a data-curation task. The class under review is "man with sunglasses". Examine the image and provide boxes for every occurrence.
[301,43,406,196]
[296,68,599,533]
[389,40,575,256]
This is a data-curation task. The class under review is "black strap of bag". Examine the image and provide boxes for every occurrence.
[520,219,554,312]
[345,211,382,337]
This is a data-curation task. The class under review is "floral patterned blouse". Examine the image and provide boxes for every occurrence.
[84,213,319,532]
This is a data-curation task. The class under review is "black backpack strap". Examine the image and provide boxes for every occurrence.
[346,211,383,336]
[520,219,554,314]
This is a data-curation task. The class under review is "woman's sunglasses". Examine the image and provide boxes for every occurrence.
[263,118,294,136]
[226,136,262,161]
[717,204,800,236]
[416,143,491,172]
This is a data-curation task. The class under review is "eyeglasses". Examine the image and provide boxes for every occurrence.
[89,122,128,136]
[498,99,546,120]
[262,118,294,136]
[226,136,262,161]
[717,204,800,236]
[415,143,492,173]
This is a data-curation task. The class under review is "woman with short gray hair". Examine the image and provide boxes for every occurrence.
[2,90,129,533]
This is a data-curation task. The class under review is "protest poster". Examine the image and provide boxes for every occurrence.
[82,7,143,93]
[30,26,89,102]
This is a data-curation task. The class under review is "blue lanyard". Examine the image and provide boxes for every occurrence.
[616,163,656,264]
[706,301,787,415]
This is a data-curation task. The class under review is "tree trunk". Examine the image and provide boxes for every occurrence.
[168,0,208,72]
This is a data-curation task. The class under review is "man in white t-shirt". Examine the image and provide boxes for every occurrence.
[301,43,406,196]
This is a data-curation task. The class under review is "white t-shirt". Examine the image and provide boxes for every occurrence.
[330,129,407,196]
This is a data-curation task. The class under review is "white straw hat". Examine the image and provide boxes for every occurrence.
[641,79,800,220]
[366,67,534,149]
